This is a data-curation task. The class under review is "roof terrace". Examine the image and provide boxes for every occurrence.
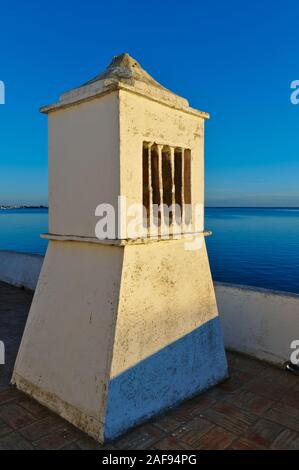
[0,281,298,450]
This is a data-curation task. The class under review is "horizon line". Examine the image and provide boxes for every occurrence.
[1,205,299,210]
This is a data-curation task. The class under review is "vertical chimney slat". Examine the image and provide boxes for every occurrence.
[170,147,176,235]
[181,148,185,233]
[157,144,164,233]
[148,143,154,236]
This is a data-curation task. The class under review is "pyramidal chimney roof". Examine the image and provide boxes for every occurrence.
[83,53,166,88]
[40,53,209,118]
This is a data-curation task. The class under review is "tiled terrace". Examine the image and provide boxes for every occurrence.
[0,281,299,450]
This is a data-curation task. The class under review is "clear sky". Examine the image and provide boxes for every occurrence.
[0,0,299,206]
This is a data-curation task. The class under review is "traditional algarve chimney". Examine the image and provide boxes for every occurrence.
[12,53,228,442]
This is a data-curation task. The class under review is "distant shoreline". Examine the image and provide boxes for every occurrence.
[0,206,298,211]
[0,206,48,210]
[206,206,299,209]
[0,205,299,211]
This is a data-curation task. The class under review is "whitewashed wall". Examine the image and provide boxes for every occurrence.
[0,250,298,366]
[216,282,299,366]
[0,251,43,291]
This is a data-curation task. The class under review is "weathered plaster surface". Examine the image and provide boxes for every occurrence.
[111,239,217,378]
[105,317,227,441]
[13,241,124,440]
[48,92,120,238]
[119,89,205,238]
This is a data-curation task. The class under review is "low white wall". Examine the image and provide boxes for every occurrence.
[0,251,43,291]
[216,282,299,366]
[0,250,298,366]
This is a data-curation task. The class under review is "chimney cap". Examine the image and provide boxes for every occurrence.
[82,52,164,89]
[40,53,209,119]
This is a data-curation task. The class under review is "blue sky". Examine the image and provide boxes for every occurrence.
[0,0,298,206]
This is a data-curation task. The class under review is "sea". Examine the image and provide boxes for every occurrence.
[0,207,298,294]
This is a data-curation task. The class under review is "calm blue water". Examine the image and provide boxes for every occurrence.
[0,209,48,256]
[206,208,299,294]
[0,207,298,294]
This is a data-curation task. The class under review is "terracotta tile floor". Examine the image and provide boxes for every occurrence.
[0,281,299,450]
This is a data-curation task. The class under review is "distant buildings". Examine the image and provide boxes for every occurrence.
[0,205,48,210]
